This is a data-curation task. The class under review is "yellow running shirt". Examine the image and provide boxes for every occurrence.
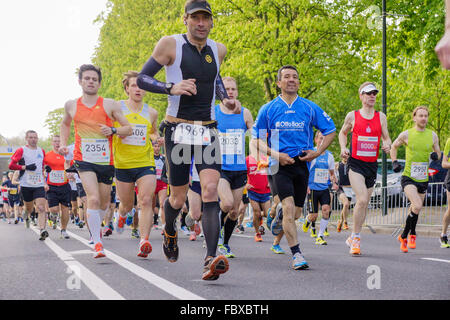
[113,101,155,169]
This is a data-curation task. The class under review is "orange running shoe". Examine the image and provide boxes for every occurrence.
[137,239,152,258]
[254,233,263,242]
[407,235,416,249]
[398,235,408,253]
[343,221,349,230]
[194,223,201,236]
[202,255,229,281]
[349,237,361,255]
[93,243,106,258]
[189,233,197,241]
[337,220,342,233]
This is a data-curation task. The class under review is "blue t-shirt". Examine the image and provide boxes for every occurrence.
[252,95,336,166]
[308,149,335,191]
[215,104,248,171]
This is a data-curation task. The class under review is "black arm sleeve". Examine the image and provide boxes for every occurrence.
[215,74,230,101]
[137,57,170,94]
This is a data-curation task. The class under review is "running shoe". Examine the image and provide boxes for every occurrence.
[223,244,235,258]
[126,209,135,226]
[78,221,85,228]
[323,228,330,237]
[103,227,112,237]
[88,237,94,245]
[254,233,262,242]
[439,235,450,248]
[32,219,37,227]
[315,236,327,245]
[348,237,361,255]
[189,233,197,241]
[292,252,309,270]
[181,225,190,236]
[302,220,310,233]
[185,214,195,228]
[131,229,140,239]
[407,235,416,249]
[271,203,283,236]
[194,223,201,236]
[137,239,152,258]
[343,221,349,230]
[259,224,265,235]
[218,244,228,256]
[336,220,342,233]
[93,243,106,259]
[202,255,229,281]
[115,215,127,234]
[108,221,114,231]
[398,235,408,253]
[236,224,244,234]
[25,218,30,229]
[162,230,179,263]
[270,244,285,254]
[61,229,70,239]
[266,212,274,231]
[39,230,49,241]
[19,217,24,222]
[310,229,317,238]
[14,219,19,225]
[245,221,253,228]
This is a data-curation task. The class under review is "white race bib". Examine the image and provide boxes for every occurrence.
[314,168,329,184]
[173,123,211,146]
[81,139,110,163]
[122,124,148,146]
[49,170,66,184]
[27,172,43,186]
[356,136,379,157]
[411,162,428,180]
[219,132,243,155]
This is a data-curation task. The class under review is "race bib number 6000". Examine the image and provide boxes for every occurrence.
[81,139,110,163]
[174,123,211,146]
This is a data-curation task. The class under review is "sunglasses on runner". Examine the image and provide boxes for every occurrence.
[364,91,378,96]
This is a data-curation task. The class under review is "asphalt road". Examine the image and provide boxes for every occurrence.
[0,218,448,301]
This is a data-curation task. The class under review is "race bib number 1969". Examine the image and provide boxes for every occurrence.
[174,123,211,146]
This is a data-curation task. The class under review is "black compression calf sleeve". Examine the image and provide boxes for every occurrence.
[409,213,419,235]
[220,210,228,228]
[224,217,237,245]
[163,199,181,236]
[202,201,221,258]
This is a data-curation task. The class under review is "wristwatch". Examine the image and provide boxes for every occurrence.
[165,82,174,95]
[111,127,117,135]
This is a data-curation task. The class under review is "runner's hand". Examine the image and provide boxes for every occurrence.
[299,150,319,162]
[340,148,350,160]
[435,31,450,69]
[277,152,295,166]
[171,79,197,96]
[25,164,37,171]
[223,98,242,114]
[58,146,69,156]
[392,160,402,173]
[99,124,114,137]
[381,142,391,154]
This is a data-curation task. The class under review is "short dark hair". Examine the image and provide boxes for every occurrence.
[78,64,102,83]
[277,65,298,81]
[25,130,37,138]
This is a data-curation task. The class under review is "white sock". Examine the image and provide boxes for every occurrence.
[86,209,102,245]
[319,218,329,237]
[351,232,360,239]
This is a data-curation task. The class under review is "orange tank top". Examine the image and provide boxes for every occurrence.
[73,97,114,165]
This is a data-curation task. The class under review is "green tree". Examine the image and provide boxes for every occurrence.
[44,108,75,146]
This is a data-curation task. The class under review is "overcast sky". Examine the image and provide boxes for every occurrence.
[0,0,108,140]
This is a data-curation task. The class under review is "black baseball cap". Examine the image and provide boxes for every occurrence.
[185,1,212,15]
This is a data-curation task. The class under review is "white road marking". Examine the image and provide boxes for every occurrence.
[31,227,125,300]
[65,229,205,300]
[421,258,450,264]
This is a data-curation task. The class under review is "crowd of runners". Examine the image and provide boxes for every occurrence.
[1,0,450,282]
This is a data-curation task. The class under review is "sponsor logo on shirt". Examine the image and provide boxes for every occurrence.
[275,121,305,129]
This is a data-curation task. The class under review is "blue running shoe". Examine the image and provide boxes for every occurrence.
[109,221,114,231]
[245,221,253,228]
[292,252,309,270]
[218,227,224,245]
[126,209,135,226]
[270,244,285,254]
[266,212,274,231]
[271,203,283,236]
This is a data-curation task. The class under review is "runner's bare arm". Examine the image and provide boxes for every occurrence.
[59,100,75,154]
[148,107,160,142]
[390,131,408,161]
[244,108,254,131]
[300,131,336,162]
[432,131,441,160]
[380,112,392,153]
[338,112,354,159]
[107,100,132,137]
